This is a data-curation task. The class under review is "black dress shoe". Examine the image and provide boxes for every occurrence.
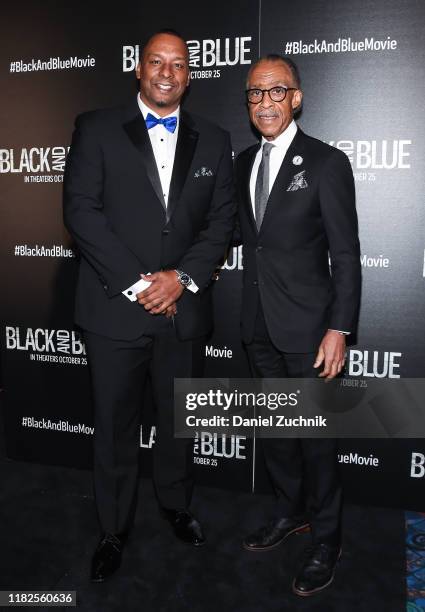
[162,509,205,546]
[292,542,342,596]
[243,517,310,551]
[90,533,126,583]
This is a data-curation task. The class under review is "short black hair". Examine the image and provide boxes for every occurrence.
[141,29,189,62]
[247,54,301,89]
[155,28,185,40]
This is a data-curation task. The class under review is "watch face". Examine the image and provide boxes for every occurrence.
[180,273,191,286]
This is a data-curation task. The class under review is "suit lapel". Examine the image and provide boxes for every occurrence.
[122,112,166,213]
[259,129,305,234]
[166,112,199,223]
[239,144,260,233]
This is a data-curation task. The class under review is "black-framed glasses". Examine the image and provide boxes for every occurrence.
[245,86,297,104]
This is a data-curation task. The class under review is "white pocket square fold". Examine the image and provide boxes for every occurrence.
[194,166,214,178]
[287,170,308,191]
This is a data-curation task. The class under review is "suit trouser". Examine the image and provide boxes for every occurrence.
[245,303,342,546]
[84,316,205,535]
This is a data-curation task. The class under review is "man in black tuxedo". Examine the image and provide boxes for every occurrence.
[235,55,361,596]
[63,30,234,582]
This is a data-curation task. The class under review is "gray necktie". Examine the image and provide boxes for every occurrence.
[254,142,274,230]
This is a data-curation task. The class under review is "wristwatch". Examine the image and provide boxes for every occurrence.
[175,269,193,289]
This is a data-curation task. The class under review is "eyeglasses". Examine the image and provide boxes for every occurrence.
[245,86,297,104]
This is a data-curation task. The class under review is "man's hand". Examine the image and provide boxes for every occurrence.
[164,303,177,318]
[136,271,183,314]
[314,330,346,380]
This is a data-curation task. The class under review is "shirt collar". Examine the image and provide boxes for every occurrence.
[137,93,180,124]
[261,120,297,149]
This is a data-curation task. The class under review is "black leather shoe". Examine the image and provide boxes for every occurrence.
[90,533,126,583]
[162,509,205,546]
[243,517,310,551]
[292,543,342,596]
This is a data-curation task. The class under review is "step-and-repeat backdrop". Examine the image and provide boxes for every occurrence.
[1,0,424,509]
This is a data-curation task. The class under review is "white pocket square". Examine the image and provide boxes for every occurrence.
[287,170,308,192]
[194,166,214,178]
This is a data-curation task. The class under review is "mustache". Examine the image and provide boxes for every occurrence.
[255,112,279,118]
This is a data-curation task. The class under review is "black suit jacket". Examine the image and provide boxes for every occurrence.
[235,128,361,353]
[63,98,235,341]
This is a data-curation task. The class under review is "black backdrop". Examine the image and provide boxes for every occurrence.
[1,0,424,509]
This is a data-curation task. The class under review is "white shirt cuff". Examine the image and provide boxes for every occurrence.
[329,329,351,335]
[186,279,199,293]
[122,276,152,302]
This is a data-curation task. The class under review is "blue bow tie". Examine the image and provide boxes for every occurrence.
[145,113,177,133]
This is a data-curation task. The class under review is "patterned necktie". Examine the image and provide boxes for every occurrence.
[254,142,274,230]
[145,112,177,133]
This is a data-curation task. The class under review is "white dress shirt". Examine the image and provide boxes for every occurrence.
[137,94,179,207]
[249,120,297,217]
[123,95,197,301]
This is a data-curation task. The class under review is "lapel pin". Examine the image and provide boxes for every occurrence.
[292,155,303,166]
